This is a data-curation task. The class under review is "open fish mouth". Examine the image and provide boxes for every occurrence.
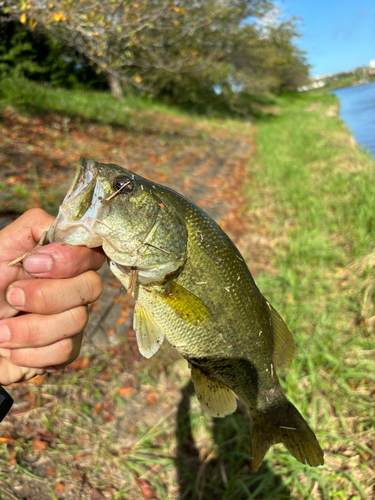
[47,158,109,247]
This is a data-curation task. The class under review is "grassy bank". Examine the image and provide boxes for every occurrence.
[245,91,375,498]
[308,75,375,93]
[0,80,374,499]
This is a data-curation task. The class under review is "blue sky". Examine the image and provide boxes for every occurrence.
[278,0,375,77]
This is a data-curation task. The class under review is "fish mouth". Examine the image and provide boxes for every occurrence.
[47,157,108,247]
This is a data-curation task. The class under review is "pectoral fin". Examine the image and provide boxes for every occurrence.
[133,304,164,359]
[191,366,237,417]
[160,281,210,324]
[269,305,295,369]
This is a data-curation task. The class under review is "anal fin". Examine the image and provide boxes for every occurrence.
[191,366,237,417]
[133,304,164,359]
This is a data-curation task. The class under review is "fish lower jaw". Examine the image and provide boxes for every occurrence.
[48,210,103,247]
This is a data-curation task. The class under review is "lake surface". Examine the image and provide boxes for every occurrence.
[331,81,375,158]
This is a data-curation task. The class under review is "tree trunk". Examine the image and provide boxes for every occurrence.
[108,73,123,99]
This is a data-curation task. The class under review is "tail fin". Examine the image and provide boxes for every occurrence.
[249,401,324,471]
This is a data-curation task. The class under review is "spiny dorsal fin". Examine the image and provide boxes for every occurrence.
[269,304,295,369]
[190,366,237,418]
[133,304,164,359]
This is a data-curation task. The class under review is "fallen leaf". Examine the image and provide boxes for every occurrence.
[135,478,157,499]
[94,402,103,414]
[80,357,90,369]
[72,470,83,481]
[74,452,90,461]
[0,437,15,445]
[6,450,16,466]
[146,390,157,406]
[68,357,83,371]
[45,466,57,477]
[32,438,47,451]
[108,328,115,336]
[118,386,134,396]
[27,375,45,385]
[55,483,65,492]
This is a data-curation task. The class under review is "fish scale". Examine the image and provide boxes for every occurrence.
[47,157,324,471]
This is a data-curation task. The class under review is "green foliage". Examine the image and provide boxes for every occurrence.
[247,92,375,498]
[0,23,43,77]
[0,19,108,89]
[3,0,310,107]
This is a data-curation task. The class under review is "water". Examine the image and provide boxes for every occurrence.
[331,81,375,158]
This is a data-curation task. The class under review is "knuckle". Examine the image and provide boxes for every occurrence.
[86,271,103,301]
[21,320,34,346]
[27,207,46,219]
[57,338,75,361]
[33,286,50,312]
[68,306,89,333]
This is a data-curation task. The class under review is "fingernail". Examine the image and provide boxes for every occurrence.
[6,286,25,308]
[0,348,10,360]
[23,253,53,274]
[0,325,11,343]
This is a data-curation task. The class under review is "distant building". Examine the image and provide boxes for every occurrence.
[369,60,375,68]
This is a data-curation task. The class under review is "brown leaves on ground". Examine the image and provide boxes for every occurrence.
[0,103,256,499]
[117,386,135,396]
[135,478,157,499]
[0,105,253,250]
[31,438,48,451]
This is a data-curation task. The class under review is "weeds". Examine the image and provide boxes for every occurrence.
[0,83,374,499]
[246,92,375,499]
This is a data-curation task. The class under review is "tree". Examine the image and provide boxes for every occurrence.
[222,19,310,95]
[2,0,273,97]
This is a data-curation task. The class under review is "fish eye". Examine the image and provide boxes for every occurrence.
[113,177,133,194]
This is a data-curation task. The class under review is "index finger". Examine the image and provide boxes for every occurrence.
[23,243,105,279]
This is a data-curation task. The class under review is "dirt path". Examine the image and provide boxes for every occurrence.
[0,108,255,500]
[1,108,252,351]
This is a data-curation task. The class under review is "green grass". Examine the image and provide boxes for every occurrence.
[1,81,374,499]
[243,91,375,499]
[0,76,245,134]
[0,76,173,127]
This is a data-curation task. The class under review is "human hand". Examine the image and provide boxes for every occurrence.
[0,208,105,385]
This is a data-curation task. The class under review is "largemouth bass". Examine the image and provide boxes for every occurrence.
[47,157,324,470]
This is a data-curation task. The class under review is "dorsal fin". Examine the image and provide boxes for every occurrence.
[269,304,295,369]
[190,366,237,417]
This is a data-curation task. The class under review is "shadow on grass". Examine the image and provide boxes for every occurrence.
[174,380,291,500]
